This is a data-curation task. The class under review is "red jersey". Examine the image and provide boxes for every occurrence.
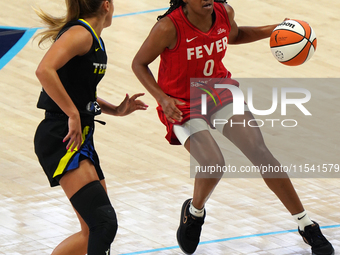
[157,2,232,102]
[157,3,236,145]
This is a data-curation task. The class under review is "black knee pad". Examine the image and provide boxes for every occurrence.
[70,181,118,254]
[93,205,118,244]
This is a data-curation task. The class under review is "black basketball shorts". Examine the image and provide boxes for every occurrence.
[34,113,104,187]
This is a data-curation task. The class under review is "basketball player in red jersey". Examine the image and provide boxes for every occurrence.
[132,0,334,254]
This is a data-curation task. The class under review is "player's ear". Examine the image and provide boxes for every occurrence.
[102,0,110,12]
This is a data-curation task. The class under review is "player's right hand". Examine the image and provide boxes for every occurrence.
[63,114,82,152]
[160,96,185,123]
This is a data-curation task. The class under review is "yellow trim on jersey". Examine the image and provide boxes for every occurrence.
[78,19,104,50]
[53,126,90,178]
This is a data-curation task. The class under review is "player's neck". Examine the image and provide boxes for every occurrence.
[183,7,214,33]
[81,17,104,37]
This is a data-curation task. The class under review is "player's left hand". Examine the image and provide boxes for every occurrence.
[115,93,148,116]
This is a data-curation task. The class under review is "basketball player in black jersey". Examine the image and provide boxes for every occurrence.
[33,1,147,254]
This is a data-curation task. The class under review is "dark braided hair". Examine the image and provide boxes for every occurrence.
[157,0,227,20]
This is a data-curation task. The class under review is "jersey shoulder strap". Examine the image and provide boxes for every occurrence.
[55,19,104,51]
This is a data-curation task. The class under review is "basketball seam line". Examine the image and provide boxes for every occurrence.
[271,29,316,49]
[282,42,312,63]
[272,28,314,43]
[270,38,306,48]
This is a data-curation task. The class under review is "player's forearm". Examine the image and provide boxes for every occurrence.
[35,66,79,118]
[230,24,278,44]
[132,64,168,104]
[96,97,118,115]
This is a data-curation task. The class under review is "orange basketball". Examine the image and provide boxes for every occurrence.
[270,19,317,66]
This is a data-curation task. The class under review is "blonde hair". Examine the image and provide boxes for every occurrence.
[34,0,109,46]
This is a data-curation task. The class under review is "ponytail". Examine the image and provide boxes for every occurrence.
[34,0,109,46]
[34,9,67,46]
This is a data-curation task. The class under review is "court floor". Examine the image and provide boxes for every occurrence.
[0,0,339,254]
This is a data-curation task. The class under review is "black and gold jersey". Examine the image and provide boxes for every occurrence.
[37,19,107,117]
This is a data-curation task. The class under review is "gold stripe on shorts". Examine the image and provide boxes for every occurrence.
[53,126,90,178]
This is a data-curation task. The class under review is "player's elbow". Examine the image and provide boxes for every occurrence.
[35,63,54,85]
[228,29,244,45]
[131,55,145,76]
[131,57,138,74]
[35,64,46,81]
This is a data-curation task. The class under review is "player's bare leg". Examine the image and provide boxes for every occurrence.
[222,111,304,214]
[52,161,116,255]
[184,130,225,209]
[51,179,108,255]
[51,210,88,255]
[177,130,224,254]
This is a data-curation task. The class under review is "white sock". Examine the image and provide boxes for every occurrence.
[293,210,313,231]
[189,201,204,217]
